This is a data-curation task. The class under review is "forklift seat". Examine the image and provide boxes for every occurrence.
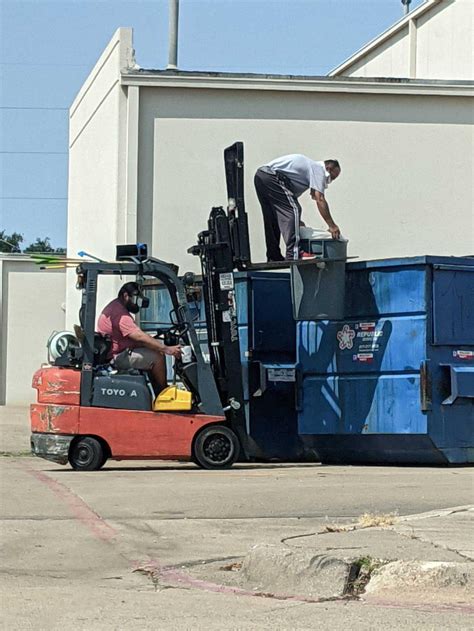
[71,325,112,367]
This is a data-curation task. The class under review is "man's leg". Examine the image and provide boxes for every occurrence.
[254,170,284,261]
[116,348,168,396]
[276,186,302,260]
[148,355,167,394]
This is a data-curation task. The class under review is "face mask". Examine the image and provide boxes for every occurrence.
[126,293,150,313]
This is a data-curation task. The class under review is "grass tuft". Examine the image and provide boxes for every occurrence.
[357,512,398,528]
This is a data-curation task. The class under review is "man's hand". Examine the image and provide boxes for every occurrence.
[312,191,341,240]
[163,345,183,359]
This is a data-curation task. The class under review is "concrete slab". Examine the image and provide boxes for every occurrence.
[0,405,30,454]
[394,506,474,560]
[2,454,474,628]
[185,505,474,601]
[287,527,467,562]
[365,560,474,592]
[241,544,352,598]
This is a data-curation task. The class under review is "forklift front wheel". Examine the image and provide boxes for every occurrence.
[192,425,240,469]
[69,436,106,471]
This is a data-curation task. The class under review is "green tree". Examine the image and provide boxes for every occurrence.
[0,230,24,253]
[24,237,56,253]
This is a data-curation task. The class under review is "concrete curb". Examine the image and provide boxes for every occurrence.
[365,560,474,593]
[396,505,473,522]
[238,506,474,600]
[241,544,354,599]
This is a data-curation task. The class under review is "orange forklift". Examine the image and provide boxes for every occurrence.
[30,143,252,470]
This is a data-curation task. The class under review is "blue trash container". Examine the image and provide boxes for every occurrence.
[297,256,474,464]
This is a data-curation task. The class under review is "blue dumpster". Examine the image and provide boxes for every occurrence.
[142,271,302,460]
[297,256,474,464]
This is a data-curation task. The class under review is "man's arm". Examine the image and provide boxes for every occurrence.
[310,190,341,239]
[127,328,182,359]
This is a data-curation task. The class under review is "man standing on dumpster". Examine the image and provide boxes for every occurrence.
[254,154,341,261]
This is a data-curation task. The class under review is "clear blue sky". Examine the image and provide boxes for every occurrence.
[0,0,424,249]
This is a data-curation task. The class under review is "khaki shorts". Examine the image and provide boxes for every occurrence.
[114,347,158,371]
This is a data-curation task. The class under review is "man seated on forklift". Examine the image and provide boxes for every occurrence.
[97,282,182,395]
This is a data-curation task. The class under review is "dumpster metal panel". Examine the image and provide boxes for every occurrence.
[441,365,474,404]
[432,267,474,345]
[299,374,426,435]
[291,262,346,321]
[249,275,296,360]
[298,316,426,374]
[300,434,450,465]
[345,266,427,317]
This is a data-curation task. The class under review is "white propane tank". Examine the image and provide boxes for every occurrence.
[47,331,80,362]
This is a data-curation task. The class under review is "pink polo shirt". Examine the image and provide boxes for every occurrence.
[97,298,140,357]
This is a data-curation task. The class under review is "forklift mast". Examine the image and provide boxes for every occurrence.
[189,142,252,456]
[224,142,251,270]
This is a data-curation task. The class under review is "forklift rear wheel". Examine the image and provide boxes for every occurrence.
[69,436,105,471]
[192,425,240,469]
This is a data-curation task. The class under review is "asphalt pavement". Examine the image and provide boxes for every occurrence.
[1,406,473,630]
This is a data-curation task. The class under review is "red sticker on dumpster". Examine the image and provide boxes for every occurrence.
[353,353,374,363]
[357,322,376,331]
[453,350,474,360]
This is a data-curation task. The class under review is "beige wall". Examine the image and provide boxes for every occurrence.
[339,0,473,80]
[0,259,65,405]
[416,0,473,80]
[137,87,473,272]
[342,28,409,79]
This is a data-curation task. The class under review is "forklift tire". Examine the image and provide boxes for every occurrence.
[192,425,240,469]
[69,436,105,471]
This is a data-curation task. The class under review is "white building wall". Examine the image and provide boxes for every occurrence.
[416,0,473,80]
[341,29,410,78]
[0,259,65,405]
[335,0,473,80]
[137,87,473,272]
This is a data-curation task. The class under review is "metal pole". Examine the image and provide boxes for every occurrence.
[402,0,411,16]
[167,0,179,69]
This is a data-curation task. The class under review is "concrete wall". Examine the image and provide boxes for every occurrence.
[340,0,473,80]
[136,86,473,272]
[66,27,135,328]
[0,258,65,405]
[341,28,410,79]
[416,0,473,80]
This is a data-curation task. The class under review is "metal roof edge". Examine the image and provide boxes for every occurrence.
[328,0,442,77]
[120,70,473,96]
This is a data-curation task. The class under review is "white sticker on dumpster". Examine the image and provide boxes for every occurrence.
[453,350,474,360]
[337,324,355,350]
[219,273,234,290]
[353,353,374,363]
[267,368,296,382]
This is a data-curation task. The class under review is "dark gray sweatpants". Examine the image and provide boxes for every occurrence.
[254,167,302,261]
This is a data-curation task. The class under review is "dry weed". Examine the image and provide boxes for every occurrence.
[357,512,398,528]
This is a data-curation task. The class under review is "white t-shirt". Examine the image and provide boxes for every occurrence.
[264,154,330,198]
